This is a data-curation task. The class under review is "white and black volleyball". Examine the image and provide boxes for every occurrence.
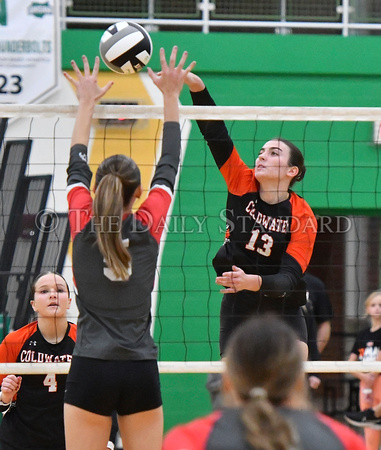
[99,21,153,74]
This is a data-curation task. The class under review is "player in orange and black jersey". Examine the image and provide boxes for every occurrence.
[0,271,76,450]
[185,73,317,358]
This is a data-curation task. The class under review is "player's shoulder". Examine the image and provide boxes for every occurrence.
[2,321,38,344]
[357,326,373,336]
[67,322,77,340]
[289,191,316,217]
[67,183,91,199]
[290,190,311,206]
[163,411,221,450]
[317,413,366,449]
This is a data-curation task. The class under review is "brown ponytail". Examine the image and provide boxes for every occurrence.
[94,155,141,281]
[225,315,303,449]
[241,397,296,450]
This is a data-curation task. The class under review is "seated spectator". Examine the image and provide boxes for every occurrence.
[344,290,381,450]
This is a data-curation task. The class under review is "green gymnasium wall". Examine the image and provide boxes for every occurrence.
[63,30,381,215]
[62,30,381,431]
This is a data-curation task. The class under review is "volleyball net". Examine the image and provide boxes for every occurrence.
[1,103,381,375]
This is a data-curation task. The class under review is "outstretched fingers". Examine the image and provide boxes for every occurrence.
[176,49,192,72]
[91,56,100,77]
[159,46,169,71]
[63,71,76,88]
[159,46,195,72]
[168,45,179,69]
[70,58,83,79]
[82,55,91,77]
[148,46,196,99]
[99,80,114,97]
[183,58,197,77]
[170,47,196,75]
[64,55,114,105]
[65,55,100,83]
[63,58,86,88]
[175,49,196,81]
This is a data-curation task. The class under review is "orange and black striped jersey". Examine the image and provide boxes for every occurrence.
[191,88,317,303]
[0,321,76,449]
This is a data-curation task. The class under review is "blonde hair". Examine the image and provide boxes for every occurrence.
[225,315,303,449]
[93,155,141,280]
[364,290,381,314]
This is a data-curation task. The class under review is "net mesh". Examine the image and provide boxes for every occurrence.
[0,103,381,377]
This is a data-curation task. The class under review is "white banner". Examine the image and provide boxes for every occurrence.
[0,0,60,104]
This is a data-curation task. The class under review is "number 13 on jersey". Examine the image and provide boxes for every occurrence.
[245,229,274,257]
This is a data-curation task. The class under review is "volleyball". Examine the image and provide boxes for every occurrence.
[99,21,153,75]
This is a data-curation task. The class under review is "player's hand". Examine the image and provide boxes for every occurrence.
[64,55,113,105]
[1,374,21,403]
[184,72,205,92]
[308,375,321,390]
[216,265,262,293]
[147,46,196,97]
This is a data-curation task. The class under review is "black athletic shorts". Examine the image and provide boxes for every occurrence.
[64,356,162,416]
[219,292,308,356]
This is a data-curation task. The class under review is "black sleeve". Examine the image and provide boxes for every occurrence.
[190,88,234,169]
[150,121,181,193]
[260,252,304,298]
[305,274,333,323]
[66,143,93,189]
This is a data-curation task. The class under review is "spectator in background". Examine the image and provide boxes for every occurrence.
[344,291,381,450]
[304,272,333,355]
[302,294,322,390]
[303,272,333,390]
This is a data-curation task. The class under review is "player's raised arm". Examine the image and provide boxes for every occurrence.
[64,55,113,147]
[148,46,196,123]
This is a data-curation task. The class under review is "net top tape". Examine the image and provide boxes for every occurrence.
[0,361,379,374]
[1,104,381,121]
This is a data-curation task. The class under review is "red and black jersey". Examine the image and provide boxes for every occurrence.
[163,408,366,450]
[0,321,76,449]
[66,122,181,361]
[190,88,317,306]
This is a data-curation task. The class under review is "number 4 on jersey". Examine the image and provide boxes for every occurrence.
[43,373,57,392]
